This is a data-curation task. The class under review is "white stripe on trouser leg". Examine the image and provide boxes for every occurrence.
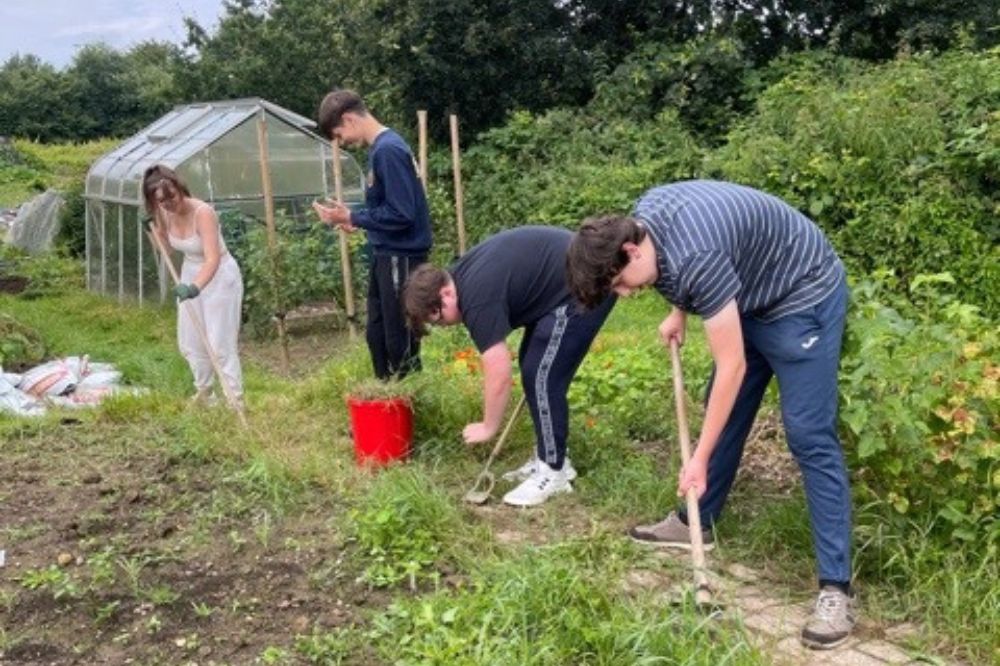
[534,305,568,466]
[400,256,410,355]
[177,255,244,397]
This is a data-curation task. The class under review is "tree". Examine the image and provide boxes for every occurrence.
[0,55,71,141]
[176,0,363,120]
[65,44,140,139]
[121,41,184,134]
[354,0,592,142]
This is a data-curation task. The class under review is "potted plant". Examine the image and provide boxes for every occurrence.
[345,378,414,466]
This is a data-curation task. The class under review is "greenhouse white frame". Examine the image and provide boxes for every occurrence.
[84,98,364,304]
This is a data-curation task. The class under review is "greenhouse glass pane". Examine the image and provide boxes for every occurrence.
[205,119,262,200]
[139,217,164,304]
[148,106,212,142]
[320,143,366,205]
[104,205,119,297]
[86,172,105,197]
[177,155,212,201]
[266,119,328,197]
[86,203,103,291]
[121,206,139,300]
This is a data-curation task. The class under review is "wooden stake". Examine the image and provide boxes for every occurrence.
[449,113,467,256]
[331,138,357,339]
[417,109,428,191]
[146,223,249,428]
[256,112,291,375]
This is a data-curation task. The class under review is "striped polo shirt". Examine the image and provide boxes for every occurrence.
[634,180,844,321]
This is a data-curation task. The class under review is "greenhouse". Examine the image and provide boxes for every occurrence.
[84,98,364,304]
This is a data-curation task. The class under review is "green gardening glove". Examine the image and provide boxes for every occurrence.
[173,283,201,301]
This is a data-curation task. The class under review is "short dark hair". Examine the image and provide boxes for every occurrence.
[317,89,369,139]
[141,164,191,216]
[566,215,647,309]
[402,263,451,335]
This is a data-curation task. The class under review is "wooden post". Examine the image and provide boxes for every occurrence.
[256,112,291,375]
[449,113,467,256]
[331,138,357,339]
[417,109,428,191]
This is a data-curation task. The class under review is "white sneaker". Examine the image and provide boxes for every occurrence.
[501,456,578,483]
[502,465,572,507]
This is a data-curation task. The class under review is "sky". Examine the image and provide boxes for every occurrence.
[0,0,226,69]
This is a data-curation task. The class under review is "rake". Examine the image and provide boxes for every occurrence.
[463,394,527,504]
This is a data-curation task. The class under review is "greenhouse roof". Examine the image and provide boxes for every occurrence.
[85,98,329,205]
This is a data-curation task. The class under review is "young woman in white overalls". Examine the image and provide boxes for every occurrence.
[142,164,244,407]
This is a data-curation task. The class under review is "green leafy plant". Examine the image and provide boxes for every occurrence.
[350,467,464,590]
[223,212,363,337]
[19,565,80,600]
[841,272,999,546]
[365,537,764,664]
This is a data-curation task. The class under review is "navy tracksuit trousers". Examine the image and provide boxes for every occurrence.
[680,277,852,583]
[367,253,426,380]
[518,296,616,470]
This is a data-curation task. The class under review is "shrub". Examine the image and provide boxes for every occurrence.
[708,48,1000,316]
[841,272,999,546]
[449,106,702,254]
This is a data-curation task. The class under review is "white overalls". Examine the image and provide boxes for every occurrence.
[168,215,244,400]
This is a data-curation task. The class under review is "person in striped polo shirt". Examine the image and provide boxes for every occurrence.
[566,180,855,650]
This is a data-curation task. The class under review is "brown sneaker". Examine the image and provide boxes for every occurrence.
[628,511,715,551]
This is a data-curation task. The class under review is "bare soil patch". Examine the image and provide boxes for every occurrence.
[0,422,380,665]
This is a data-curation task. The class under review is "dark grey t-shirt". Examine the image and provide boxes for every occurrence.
[635,180,844,321]
[450,226,573,352]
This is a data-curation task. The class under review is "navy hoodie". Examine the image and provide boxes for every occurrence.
[349,129,432,256]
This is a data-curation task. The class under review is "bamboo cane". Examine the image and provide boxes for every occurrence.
[449,114,467,256]
[256,112,291,375]
[331,138,357,339]
[417,109,428,191]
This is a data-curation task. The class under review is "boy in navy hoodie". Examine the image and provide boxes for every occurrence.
[313,90,432,379]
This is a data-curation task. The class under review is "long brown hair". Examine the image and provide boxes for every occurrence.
[141,164,191,216]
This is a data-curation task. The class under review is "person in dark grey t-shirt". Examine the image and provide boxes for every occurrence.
[566,181,855,651]
[403,226,615,507]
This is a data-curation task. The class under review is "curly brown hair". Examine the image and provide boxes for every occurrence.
[566,215,646,309]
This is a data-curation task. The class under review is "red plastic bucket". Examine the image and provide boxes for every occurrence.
[347,397,413,466]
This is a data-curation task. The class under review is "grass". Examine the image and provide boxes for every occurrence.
[2,275,998,664]
[0,138,117,208]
